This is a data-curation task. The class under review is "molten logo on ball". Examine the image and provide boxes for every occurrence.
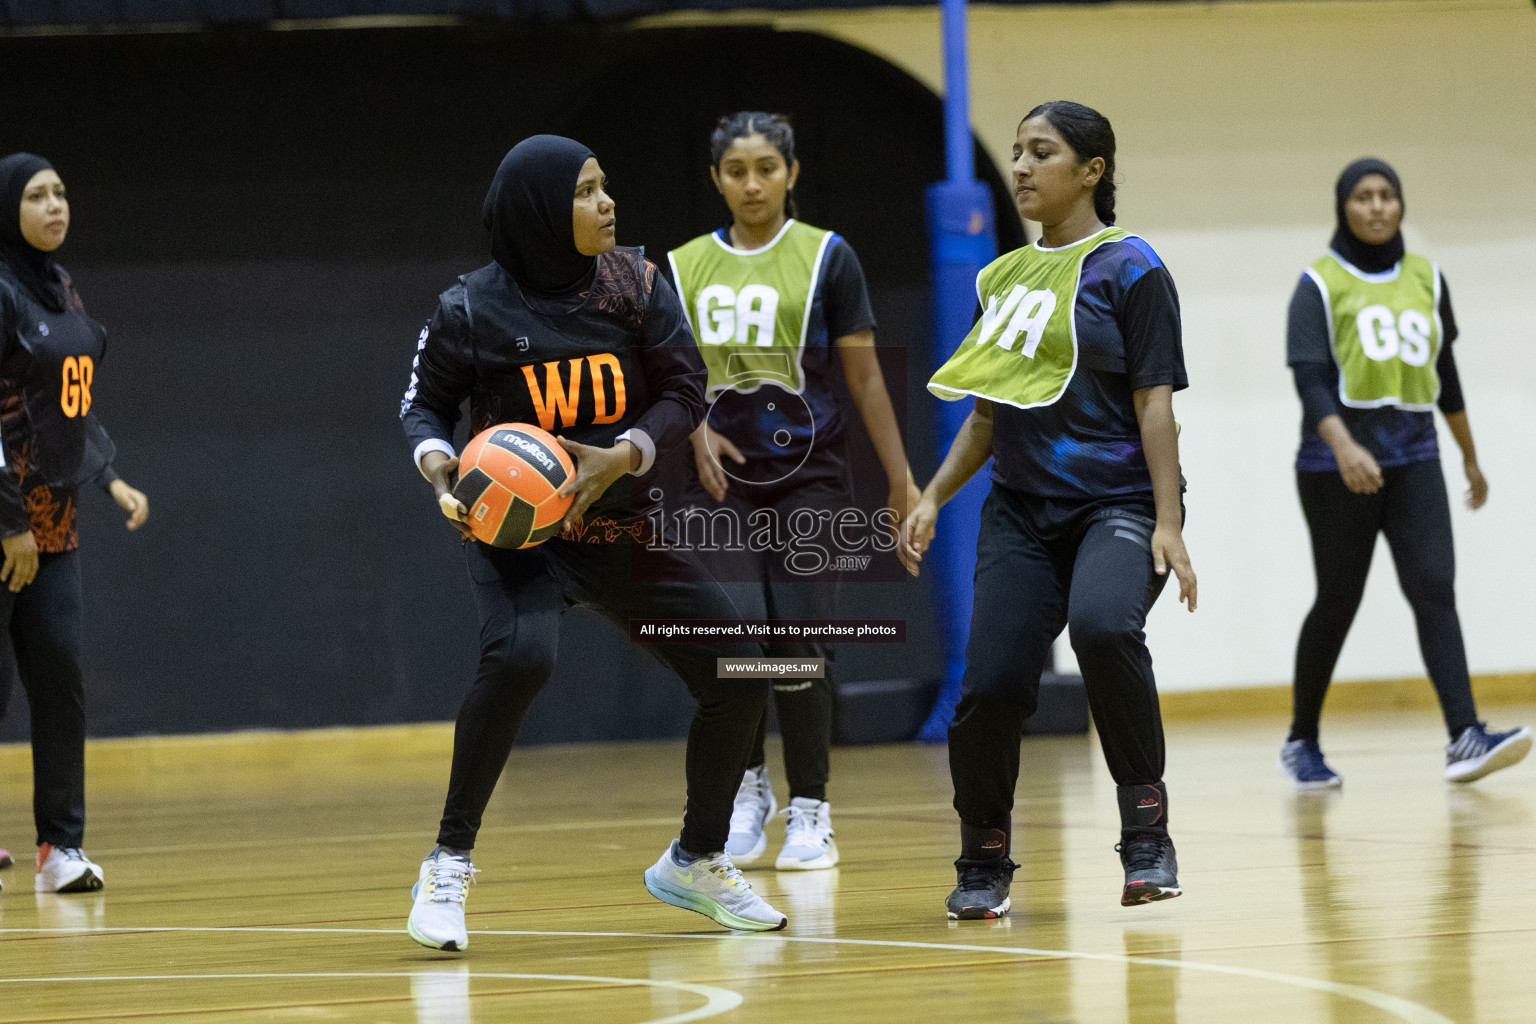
[452,423,574,549]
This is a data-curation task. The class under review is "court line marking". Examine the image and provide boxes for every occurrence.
[0,926,1452,1024]
[0,971,741,1024]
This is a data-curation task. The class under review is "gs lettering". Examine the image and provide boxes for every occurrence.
[1357,305,1432,367]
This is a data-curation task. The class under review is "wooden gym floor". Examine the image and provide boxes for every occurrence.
[1,703,1532,1023]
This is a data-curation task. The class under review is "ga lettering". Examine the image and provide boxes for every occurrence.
[696,284,780,347]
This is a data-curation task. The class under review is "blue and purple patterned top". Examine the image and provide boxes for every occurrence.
[990,235,1188,501]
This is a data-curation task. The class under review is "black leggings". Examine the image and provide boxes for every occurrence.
[682,444,852,804]
[731,575,834,803]
[948,485,1171,830]
[437,536,769,854]
[1291,459,1477,742]
[0,550,86,848]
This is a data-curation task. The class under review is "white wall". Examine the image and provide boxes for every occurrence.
[1058,226,1536,690]
[646,0,1536,689]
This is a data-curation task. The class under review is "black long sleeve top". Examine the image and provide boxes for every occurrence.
[401,247,706,524]
[0,263,115,549]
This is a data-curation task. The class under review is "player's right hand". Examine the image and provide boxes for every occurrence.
[438,490,469,523]
[1,530,39,593]
[898,496,938,578]
[1335,441,1383,495]
[423,453,473,537]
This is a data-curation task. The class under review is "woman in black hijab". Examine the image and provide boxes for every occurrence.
[0,152,149,895]
[400,136,785,948]
[1279,157,1528,790]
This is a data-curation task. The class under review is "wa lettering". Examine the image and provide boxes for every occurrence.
[976,287,1057,358]
[697,284,781,347]
[1357,305,1432,367]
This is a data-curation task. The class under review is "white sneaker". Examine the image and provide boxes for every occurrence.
[407,846,478,951]
[724,765,777,865]
[34,845,104,893]
[643,840,787,931]
[775,797,838,870]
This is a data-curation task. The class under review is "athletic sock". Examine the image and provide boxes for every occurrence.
[957,820,1011,866]
[673,845,709,866]
[1116,782,1169,832]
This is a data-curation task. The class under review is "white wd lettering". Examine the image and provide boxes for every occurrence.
[696,284,782,346]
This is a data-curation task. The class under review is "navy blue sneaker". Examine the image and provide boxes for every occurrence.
[1279,738,1343,790]
[1116,830,1181,906]
[1445,723,1531,783]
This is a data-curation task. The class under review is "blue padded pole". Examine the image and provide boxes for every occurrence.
[918,0,996,742]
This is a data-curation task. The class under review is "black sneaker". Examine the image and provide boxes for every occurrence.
[1116,829,1181,906]
[946,823,1016,920]
[946,858,1017,920]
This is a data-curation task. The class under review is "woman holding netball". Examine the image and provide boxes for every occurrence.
[667,112,919,871]
[1279,158,1529,788]
[1,152,150,895]
[399,135,785,949]
[902,102,1194,917]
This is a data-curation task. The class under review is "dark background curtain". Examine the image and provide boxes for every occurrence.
[0,23,1021,742]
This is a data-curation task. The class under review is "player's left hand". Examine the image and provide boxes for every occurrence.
[556,437,637,530]
[108,479,150,531]
[1151,524,1197,612]
[1464,460,1488,511]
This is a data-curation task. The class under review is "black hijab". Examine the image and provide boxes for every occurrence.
[482,135,598,297]
[1330,157,1405,274]
[0,152,66,312]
